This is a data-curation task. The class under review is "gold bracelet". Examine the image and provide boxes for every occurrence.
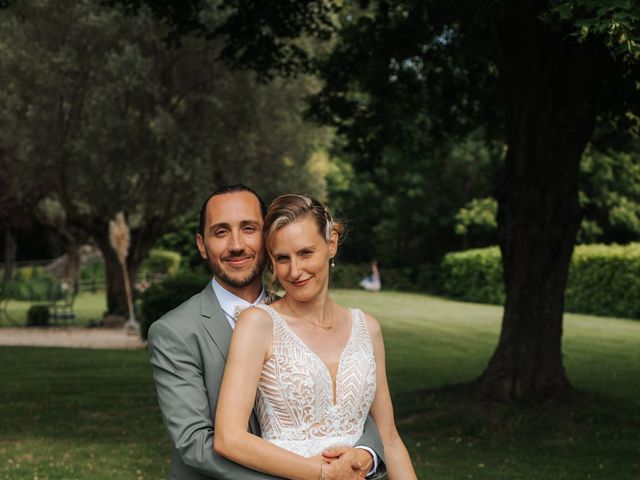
[319,462,327,480]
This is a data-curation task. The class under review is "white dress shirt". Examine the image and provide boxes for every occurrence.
[211,277,267,328]
[210,276,379,477]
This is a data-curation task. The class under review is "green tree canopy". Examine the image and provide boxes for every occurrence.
[73,0,640,401]
[0,0,330,314]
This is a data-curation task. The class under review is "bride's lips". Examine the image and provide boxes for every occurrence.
[289,278,311,287]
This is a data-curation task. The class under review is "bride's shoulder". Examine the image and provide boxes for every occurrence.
[235,305,274,332]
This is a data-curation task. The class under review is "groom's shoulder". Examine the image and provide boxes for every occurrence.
[149,284,210,335]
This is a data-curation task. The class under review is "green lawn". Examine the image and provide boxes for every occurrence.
[1,289,639,479]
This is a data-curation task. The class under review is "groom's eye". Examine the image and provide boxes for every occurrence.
[214,229,228,237]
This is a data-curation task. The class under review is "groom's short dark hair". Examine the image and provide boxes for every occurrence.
[198,184,268,237]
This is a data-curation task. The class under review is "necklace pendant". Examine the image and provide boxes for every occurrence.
[321,325,333,331]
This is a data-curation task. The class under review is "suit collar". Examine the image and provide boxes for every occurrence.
[199,283,233,359]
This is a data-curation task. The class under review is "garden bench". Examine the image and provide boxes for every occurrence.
[47,280,79,324]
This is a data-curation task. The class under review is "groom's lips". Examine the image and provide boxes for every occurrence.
[224,256,253,267]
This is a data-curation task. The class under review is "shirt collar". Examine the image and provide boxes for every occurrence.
[210,277,266,326]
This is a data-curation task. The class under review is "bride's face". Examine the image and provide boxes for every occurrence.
[270,216,337,302]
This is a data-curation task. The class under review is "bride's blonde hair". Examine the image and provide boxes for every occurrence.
[263,194,344,295]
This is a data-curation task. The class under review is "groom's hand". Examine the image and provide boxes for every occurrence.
[323,447,372,479]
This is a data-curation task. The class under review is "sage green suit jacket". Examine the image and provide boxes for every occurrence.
[148,282,386,480]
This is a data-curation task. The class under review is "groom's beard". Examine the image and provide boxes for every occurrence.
[206,248,265,289]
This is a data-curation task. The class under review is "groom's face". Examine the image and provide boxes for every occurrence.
[196,191,266,294]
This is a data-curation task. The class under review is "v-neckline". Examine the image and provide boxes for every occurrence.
[263,304,356,406]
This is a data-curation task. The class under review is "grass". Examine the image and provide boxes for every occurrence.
[332,290,640,479]
[1,292,107,327]
[1,289,639,479]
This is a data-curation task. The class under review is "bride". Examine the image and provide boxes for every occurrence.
[214,194,417,480]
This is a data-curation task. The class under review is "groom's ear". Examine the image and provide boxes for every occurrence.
[196,233,208,259]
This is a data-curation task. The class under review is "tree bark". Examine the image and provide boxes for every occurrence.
[478,3,609,401]
[90,217,163,316]
[93,235,142,317]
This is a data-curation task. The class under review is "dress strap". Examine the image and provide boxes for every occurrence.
[348,308,374,350]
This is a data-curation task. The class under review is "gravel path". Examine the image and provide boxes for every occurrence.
[0,327,147,349]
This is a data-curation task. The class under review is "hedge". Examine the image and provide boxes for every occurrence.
[140,249,182,276]
[27,305,50,327]
[440,247,504,305]
[565,244,640,319]
[9,268,62,301]
[330,263,441,293]
[440,243,640,319]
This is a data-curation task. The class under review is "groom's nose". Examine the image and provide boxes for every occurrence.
[228,229,245,252]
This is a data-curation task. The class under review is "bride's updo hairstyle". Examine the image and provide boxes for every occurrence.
[263,194,344,290]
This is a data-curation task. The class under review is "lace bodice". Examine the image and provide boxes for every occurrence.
[254,304,377,457]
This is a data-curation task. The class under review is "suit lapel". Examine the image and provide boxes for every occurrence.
[198,283,233,359]
[199,281,262,435]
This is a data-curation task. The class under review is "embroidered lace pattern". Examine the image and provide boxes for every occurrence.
[254,304,377,458]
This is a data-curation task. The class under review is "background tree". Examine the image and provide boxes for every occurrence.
[310,1,640,401]
[578,140,640,243]
[114,0,640,400]
[0,0,330,315]
[0,150,43,283]
[326,132,501,266]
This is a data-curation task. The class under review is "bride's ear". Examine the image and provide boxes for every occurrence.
[328,230,339,258]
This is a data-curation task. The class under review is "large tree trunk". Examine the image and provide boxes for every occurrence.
[478,3,609,402]
[93,236,142,317]
[90,217,163,316]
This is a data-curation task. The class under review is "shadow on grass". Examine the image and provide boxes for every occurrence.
[396,382,640,479]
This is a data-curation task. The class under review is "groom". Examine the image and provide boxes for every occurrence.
[148,184,385,480]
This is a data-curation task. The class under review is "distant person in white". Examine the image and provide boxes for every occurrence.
[360,261,381,291]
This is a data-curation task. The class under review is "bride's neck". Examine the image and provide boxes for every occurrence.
[284,291,333,321]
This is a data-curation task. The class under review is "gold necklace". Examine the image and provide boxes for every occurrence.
[283,302,334,330]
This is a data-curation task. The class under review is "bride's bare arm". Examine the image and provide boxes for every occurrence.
[365,314,418,480]
[214,307,324,480]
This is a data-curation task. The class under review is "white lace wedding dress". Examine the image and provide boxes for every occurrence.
[254,304,377,457]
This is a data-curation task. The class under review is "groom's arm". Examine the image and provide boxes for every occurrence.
[148,319,280,480]
[355,415,387,478]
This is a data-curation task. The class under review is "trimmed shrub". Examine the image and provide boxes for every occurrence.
[139,270,210,340]
[141,249,182,276]
[440,247,504,304]
[27,305,50,327]
[566,244,640,319]
[440,243,640,319]
[79,258,106,286]
[11,271,62,302]
[330,263,440,293]
[330,264,370,289]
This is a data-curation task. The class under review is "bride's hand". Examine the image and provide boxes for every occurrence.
[323,457,366,480]
[308,454,330,464]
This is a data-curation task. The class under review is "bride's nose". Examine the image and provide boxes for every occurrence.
[289,257,302,279]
